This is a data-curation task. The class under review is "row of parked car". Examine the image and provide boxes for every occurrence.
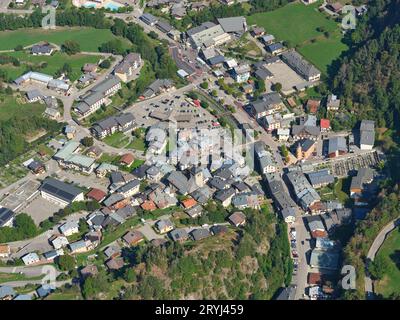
[290,227,299,274]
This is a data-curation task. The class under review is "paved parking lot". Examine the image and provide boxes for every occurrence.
[24,196,63,225]
[55,168,109,190]
[138,224,166,241]
[264,61,306,95]
[128,93,217,130]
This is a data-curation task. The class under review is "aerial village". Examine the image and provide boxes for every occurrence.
[0,0,377,301]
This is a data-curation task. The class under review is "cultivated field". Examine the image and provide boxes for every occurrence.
[0,27,131,52]
[247,1,348,74]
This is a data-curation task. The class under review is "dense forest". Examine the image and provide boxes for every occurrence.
[81,207,293,300]
[334,0,400,299]
[333,0,400,130]
[0,113,62,166]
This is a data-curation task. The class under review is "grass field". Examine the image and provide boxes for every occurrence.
[0,51,101,82]
[375,228,400,298]
[103,131,130,148]
[0,27,131,52]
[319,177,351,205]
[247,1,348,74]
[0,272,44,284]
[127,135,146,151]
[0,93,44,121]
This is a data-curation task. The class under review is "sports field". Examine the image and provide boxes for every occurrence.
[0,27,130,52]
[0,51,101,82]
[247,1,348,74]
[375,228,400,298]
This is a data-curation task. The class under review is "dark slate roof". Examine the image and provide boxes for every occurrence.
[262,92,282,106]
[292,125,320,137]
[217,16,247,33]
[275,286,296,300]
[306,170,334,186]
[167,171,189,194]
[266,43,284,52]
[208,55,225,65]
[214,168,233,180]
[208,177,229,190]
[281,49,321,79]
[255,68,273,80]
[210,225,228,235]
[91,75,120,93]
[214,187,235,202]
[156,20,173,33]
[350,168,373,190]
[103,193,125,207]
[40,178,82,204]
[132,164,151,179]
[281,207,296,220]
[116,179,140,194]
[169,228,189,242]
[140,13,158,24]
[186,21,216,36]
[190,228,211,241]
[0,207,15,227]
[328,136,347,154]
[31,44,53,54]
[115,205,137,219]
[110,171,124,185]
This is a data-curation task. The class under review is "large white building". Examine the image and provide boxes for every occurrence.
[188,24,231,50]
[75,76,121,118]
[359,120,375,150]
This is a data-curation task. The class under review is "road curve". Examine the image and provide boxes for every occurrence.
[364,218,400,299]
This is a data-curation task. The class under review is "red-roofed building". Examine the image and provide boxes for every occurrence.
[308,272,323,285]
[141,200,157,211]
[306,99,321,114]
[193,99,201,107]
[311,230,328,238]
[120,153,134,167]
[181,198,197,209]
[87,188,107,202]
[320,119,330,132]
[327,2,343,13]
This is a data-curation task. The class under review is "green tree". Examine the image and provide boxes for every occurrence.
[99,59,111,69]
[81,136,94,147]
[200,81,209,90]
[56,255,76,272]
[82,272,109,299]
[369,255,390,280]
[123,268,136,283]
[61,40,81,55]
[272,82,282,92]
